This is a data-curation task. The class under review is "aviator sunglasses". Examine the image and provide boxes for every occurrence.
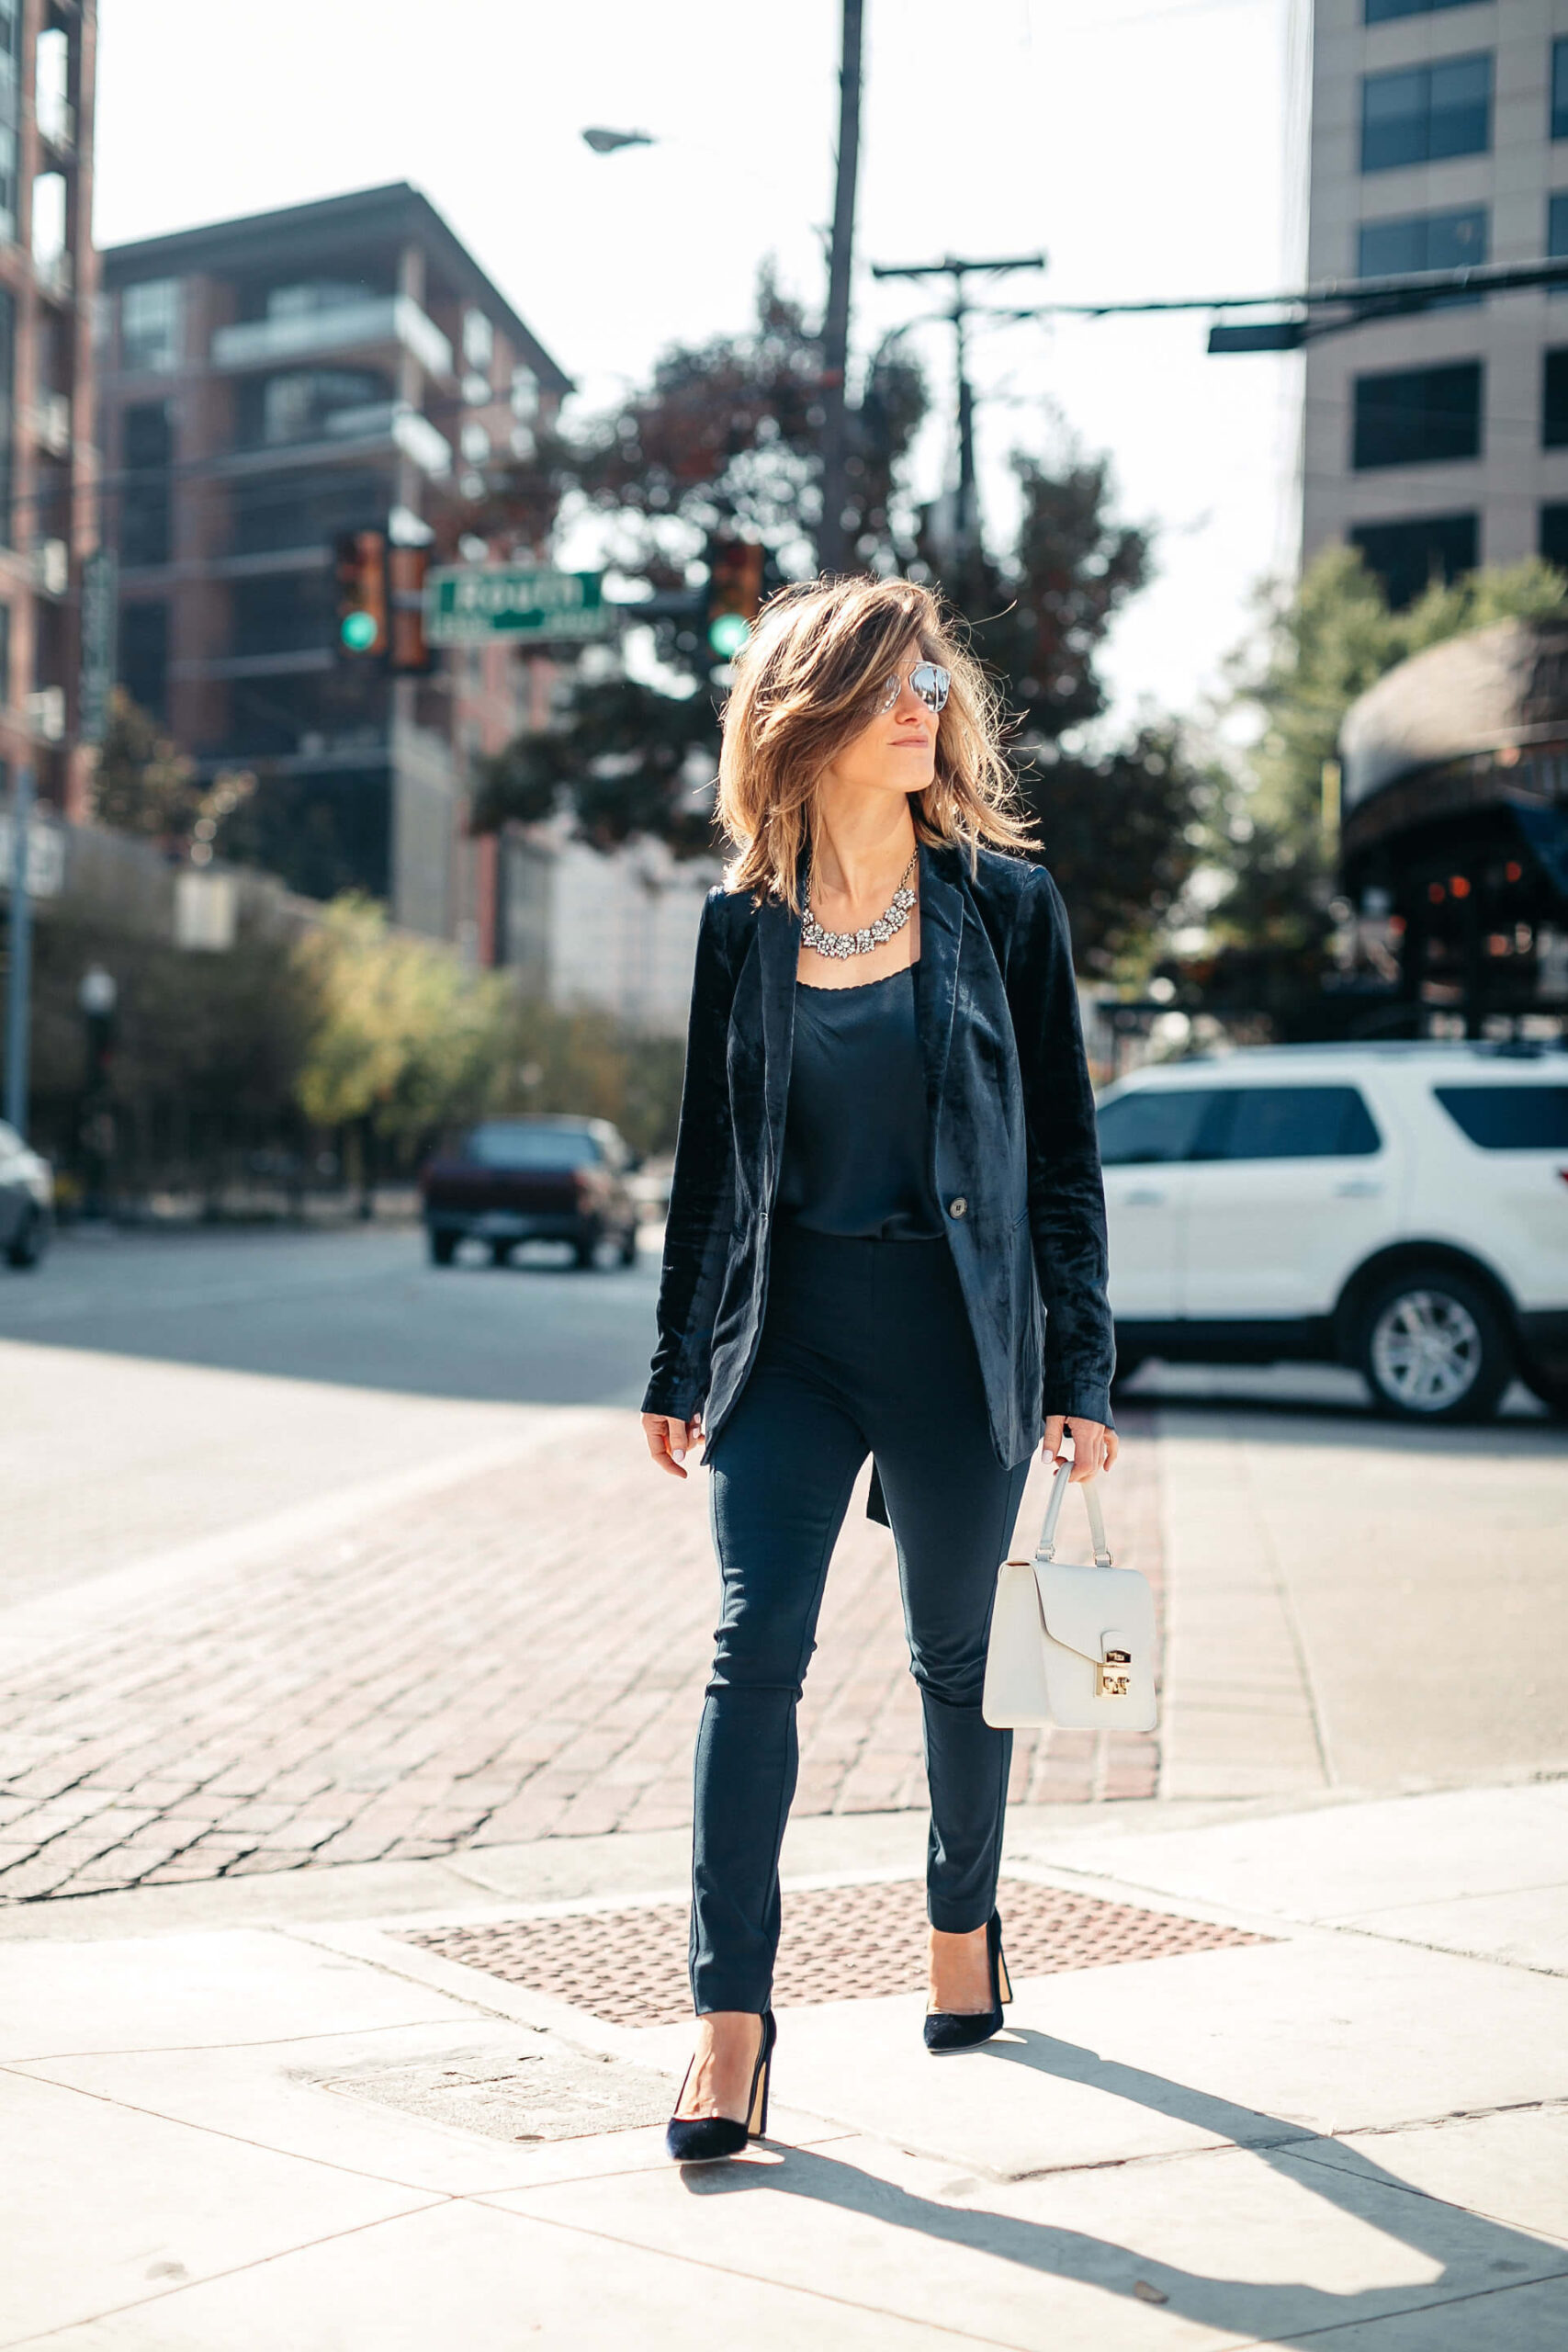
[874,660,951,716]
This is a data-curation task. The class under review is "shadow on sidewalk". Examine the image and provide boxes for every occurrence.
[678,2030,1566,2344]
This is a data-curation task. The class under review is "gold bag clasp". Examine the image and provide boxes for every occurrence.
[1096,1647,1133,1699]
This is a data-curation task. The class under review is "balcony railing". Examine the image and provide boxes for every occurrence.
[217,401,452,481]
[210,295,454,382]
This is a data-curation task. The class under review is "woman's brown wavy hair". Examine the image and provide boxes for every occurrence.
[716,574,1036,909]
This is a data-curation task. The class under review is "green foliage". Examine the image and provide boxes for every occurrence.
[472,274,927,849]
[476,290,1197,974]
[494,1001,686,1158]
[473,675,718,855]
[1186,547,1568,1027]
[23,904,310,1194]
[1242,545,1568,843]
[88,691,201,845]
[290,896,687,1159]
[1024,727,1200,978]
[291,895,515,1140]
[971,453,1152,745]
[89,689,256,864]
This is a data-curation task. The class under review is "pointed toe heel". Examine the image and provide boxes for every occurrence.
[924,1911,1010,2053]
[665,2010,775,2162]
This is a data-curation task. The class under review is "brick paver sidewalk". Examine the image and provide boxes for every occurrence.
[0,1409,1161,1903]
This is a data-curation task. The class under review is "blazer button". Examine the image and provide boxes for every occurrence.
[949,1195,967,1219]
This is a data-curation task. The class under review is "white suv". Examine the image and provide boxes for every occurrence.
[1096,1043,1568,1422]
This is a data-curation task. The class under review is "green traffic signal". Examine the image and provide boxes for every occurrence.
[341,610,379,653]
[707,612,750,659]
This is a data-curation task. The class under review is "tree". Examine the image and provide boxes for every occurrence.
[471,274,927,847]
[291,895,515,1145]
[1182,546,1568,1024]
[1240,544,1568,848]
[87,691,201,846]
[956,451,1199,974]
[473,292,1197,975]
[89,688,255,863]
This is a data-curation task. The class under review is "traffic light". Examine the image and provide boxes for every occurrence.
[705,537,764,658]
[333,529,389,660]
[387,542,433,674]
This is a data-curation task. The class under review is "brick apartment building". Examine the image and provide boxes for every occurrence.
[0,0,97,823]
[96,183,570,948]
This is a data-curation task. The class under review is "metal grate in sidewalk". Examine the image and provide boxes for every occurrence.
[403,1876,1274,2029]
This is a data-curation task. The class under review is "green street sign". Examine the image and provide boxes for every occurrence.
[424,566,610,646]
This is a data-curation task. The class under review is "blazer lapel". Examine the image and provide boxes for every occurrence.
[916,841,964,1125]
[755,885,802,1189]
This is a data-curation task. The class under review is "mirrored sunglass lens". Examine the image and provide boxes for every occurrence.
[912,662,950,710]
[877,673,901,711]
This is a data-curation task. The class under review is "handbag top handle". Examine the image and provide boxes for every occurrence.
[1033,1462,1111,1569]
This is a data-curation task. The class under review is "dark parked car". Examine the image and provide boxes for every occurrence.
[0,1121,51,1269]
[421,1116,640,1270]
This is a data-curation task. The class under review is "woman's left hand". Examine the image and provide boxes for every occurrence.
[1042,1416,1118,1481]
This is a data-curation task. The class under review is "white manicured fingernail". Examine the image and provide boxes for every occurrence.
[672,1447,685,1463]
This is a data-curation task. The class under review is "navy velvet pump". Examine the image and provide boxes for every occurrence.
[923,1910,1012,2052]
[665,2010,776,2162]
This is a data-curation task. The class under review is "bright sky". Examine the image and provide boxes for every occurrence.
[94,0,1308,729]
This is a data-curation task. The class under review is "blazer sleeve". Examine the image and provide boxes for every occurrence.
[1005,865,1115,1426]
[641,889,739,1421]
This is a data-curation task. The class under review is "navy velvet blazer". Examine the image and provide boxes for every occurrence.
[642,839,1114,1515]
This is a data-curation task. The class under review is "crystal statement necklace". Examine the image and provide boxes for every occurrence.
[800,850,919,961]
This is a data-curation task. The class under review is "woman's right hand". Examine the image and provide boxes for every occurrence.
[642,1412,704,1478]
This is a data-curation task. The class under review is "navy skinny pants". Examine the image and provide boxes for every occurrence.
[691,1223,1032,2015]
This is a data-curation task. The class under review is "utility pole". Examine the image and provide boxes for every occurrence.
[4,763,34,1138]
[817,0,863,577]
[870,254,1044,608]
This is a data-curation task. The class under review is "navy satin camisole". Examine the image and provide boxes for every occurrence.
[776,963,945,1241]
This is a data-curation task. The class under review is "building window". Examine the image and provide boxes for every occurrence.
[119,601,169,720]
[1361,56,1492,173]
[265,278,372,322]
[1551,194,1568,292]
[238,366,389,449]
[1555,40,1568,141]
[1540,504,1568,571]
[1366,0,1489,18]
[1350,514,1478,608]
[463,308,493,371]
[1543,350,1568,447]
[35,27,70,146]
[120,278,182,374]
[121,401,173,566]
[1359,207,1486,306]
[229,467,383,559]
[0,126,16,245]
[1353,361,1482,469]
[231,572,333,658]
[0,0,20,103]
[30,172,66,282]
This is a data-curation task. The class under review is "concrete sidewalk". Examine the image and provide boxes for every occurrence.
[2,1779,1564,2349]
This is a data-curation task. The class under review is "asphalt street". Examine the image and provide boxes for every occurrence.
[0,1224,661,1403]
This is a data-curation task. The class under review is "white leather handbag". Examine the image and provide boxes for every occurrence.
[981,1466,1157,1732]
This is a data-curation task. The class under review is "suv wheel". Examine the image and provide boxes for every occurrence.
[6,1208,46,1270]
[1522,1365,1568,1420]
[428,1230,457,1268]
[1359,1268,1510,1423]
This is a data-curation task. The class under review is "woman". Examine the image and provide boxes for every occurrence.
[641,575,1117,2161]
